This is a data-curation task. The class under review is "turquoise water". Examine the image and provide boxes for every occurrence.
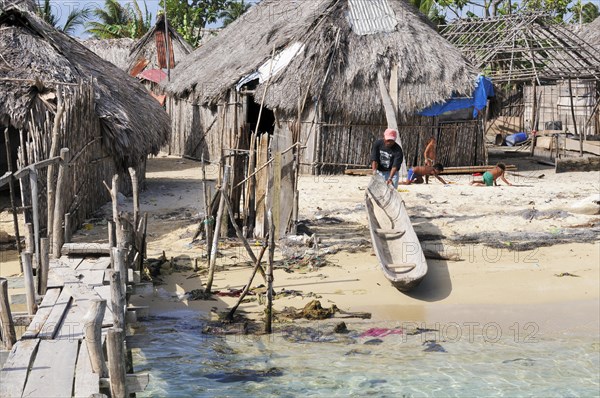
[132,311,600,397]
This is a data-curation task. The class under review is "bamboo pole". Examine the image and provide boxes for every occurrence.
[46,98,65,250]
[83,298,108,377]
[107,328,127,398]
[201,156,212,265]
[128,167,139,227]
[39,238,49,295]
[21,252,37,315]
[3,128,23,271]
[52,148,70,259]
[205,166,230,294]
[109,270,125,331]
[28,168,40,267]
[0,278,17,350]
[265,210,275,334]
[226,243,268,322]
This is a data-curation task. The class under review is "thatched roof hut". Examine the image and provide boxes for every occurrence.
[167,0,475,122]
[127,13,192,77]
[82,38,135,70]
[1,5,171,232]
[0,7,170,167]
[576,17,600,51]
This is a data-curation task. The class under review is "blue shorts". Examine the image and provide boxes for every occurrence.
[377,170,399,189]
[407,168,420,182]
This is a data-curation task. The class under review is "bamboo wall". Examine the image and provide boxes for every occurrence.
[524,80,598,136]
[13,82,137,234]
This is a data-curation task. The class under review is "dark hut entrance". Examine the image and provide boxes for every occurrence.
[0,126,20,194]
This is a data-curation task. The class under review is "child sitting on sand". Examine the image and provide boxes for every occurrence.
[471,163,512,186]
[401,164,447,185]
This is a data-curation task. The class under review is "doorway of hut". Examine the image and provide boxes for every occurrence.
[245,94,275,137]
[0,126,21,203]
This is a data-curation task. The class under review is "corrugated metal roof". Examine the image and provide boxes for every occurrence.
[155,30,176,69]
[347,0,397,35]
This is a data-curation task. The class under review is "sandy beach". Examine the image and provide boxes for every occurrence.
[1,150,599,339]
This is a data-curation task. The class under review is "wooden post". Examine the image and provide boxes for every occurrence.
[25,223,34,254]
[568,78,582,156]
[108,270,125,331]
[112,247,127,293]
[0,278,17,350]
[21,252,37,315]
[29,168,40,267]
[83,298,108,377]
[52,148,70,259]
[4,128,23,271]
[46,98,64,252]
[201,156,212,264]
[128,167,139,227]
[63,213,72,244]
[265,210,275,334]
[39,238,49,295]
[204,166,230,294]
[108,220,116,248]
[272,153,282,239]
[104,175,123,248]
[107,328,127,398]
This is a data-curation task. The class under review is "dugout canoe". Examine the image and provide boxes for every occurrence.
[365,176,428,291]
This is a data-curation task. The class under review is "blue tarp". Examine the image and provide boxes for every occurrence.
[419,75,495,118]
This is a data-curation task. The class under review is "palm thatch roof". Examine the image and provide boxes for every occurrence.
[165,0,477,122]
[0,6,170,168]
[440,13,600,84]
[575,17,600,51]
[127,13,193,74]
[82,38,135,70]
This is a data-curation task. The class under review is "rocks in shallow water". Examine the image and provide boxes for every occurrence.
[502,358,535,366]
[334,322,349,334]
[422,340,446,353]
[363,338,384,345]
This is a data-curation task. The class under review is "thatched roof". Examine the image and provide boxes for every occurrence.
[127,14,193,74]
[82,38,135,70]
[441,13,600,84]
[0,7,170,168]
[576,17,600,51]
[165,0,477,122]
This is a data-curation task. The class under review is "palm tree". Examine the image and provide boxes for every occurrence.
[409,0,447,26]
[86,0,150,39]
[219,0,251,27]
[36,0,90,34]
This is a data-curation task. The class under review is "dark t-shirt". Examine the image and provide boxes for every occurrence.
[370,139,403,172]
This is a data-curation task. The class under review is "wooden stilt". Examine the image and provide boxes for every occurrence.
[46,97,64,252]
[0,278,17,350]
[108,220,116,248]
[265,210,275,334]
[52,148,70,259]
[25,223,34,254]
[112,247,127,293]
[109,270,125,331]
[201,156,212,265]
[103,175,123,248]
[107,328,127,398]
[21,252,37,315]
[128,167,139,227]
[83,298,108,377]
[39,238,49,295]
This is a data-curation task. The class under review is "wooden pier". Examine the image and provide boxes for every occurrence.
[0,244,149,398]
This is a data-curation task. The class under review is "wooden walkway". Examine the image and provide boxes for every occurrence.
[0,247,147,398]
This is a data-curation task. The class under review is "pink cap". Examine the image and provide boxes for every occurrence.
[384,128,397,141]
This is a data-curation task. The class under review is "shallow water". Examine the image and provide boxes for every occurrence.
[132,311,600,398]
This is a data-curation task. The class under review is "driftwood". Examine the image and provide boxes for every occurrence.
[555,157,600,173]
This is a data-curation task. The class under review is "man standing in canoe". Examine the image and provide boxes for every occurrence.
[371,128,403,188]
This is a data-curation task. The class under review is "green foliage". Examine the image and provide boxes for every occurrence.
[36,0,90,34]
[160,0,229,47]
[569,1,599,23]
[219,0,251,27]
[85,0,151,39]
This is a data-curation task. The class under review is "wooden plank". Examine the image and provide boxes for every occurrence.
[22,288,61,339]
[254,134,269,237]
[100,374,149,393]
[77,270,107,286]
[0,171,11,188]
[0,339,40,398]
[57,284,114,340]
[565,138,600,155]
[92,285,116,327]
[76,257,112,271]
[61,243,111,256]
[37,289,72,339]
[22,339,79,398]
[47,267,83,288]
[74,339,100,398]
